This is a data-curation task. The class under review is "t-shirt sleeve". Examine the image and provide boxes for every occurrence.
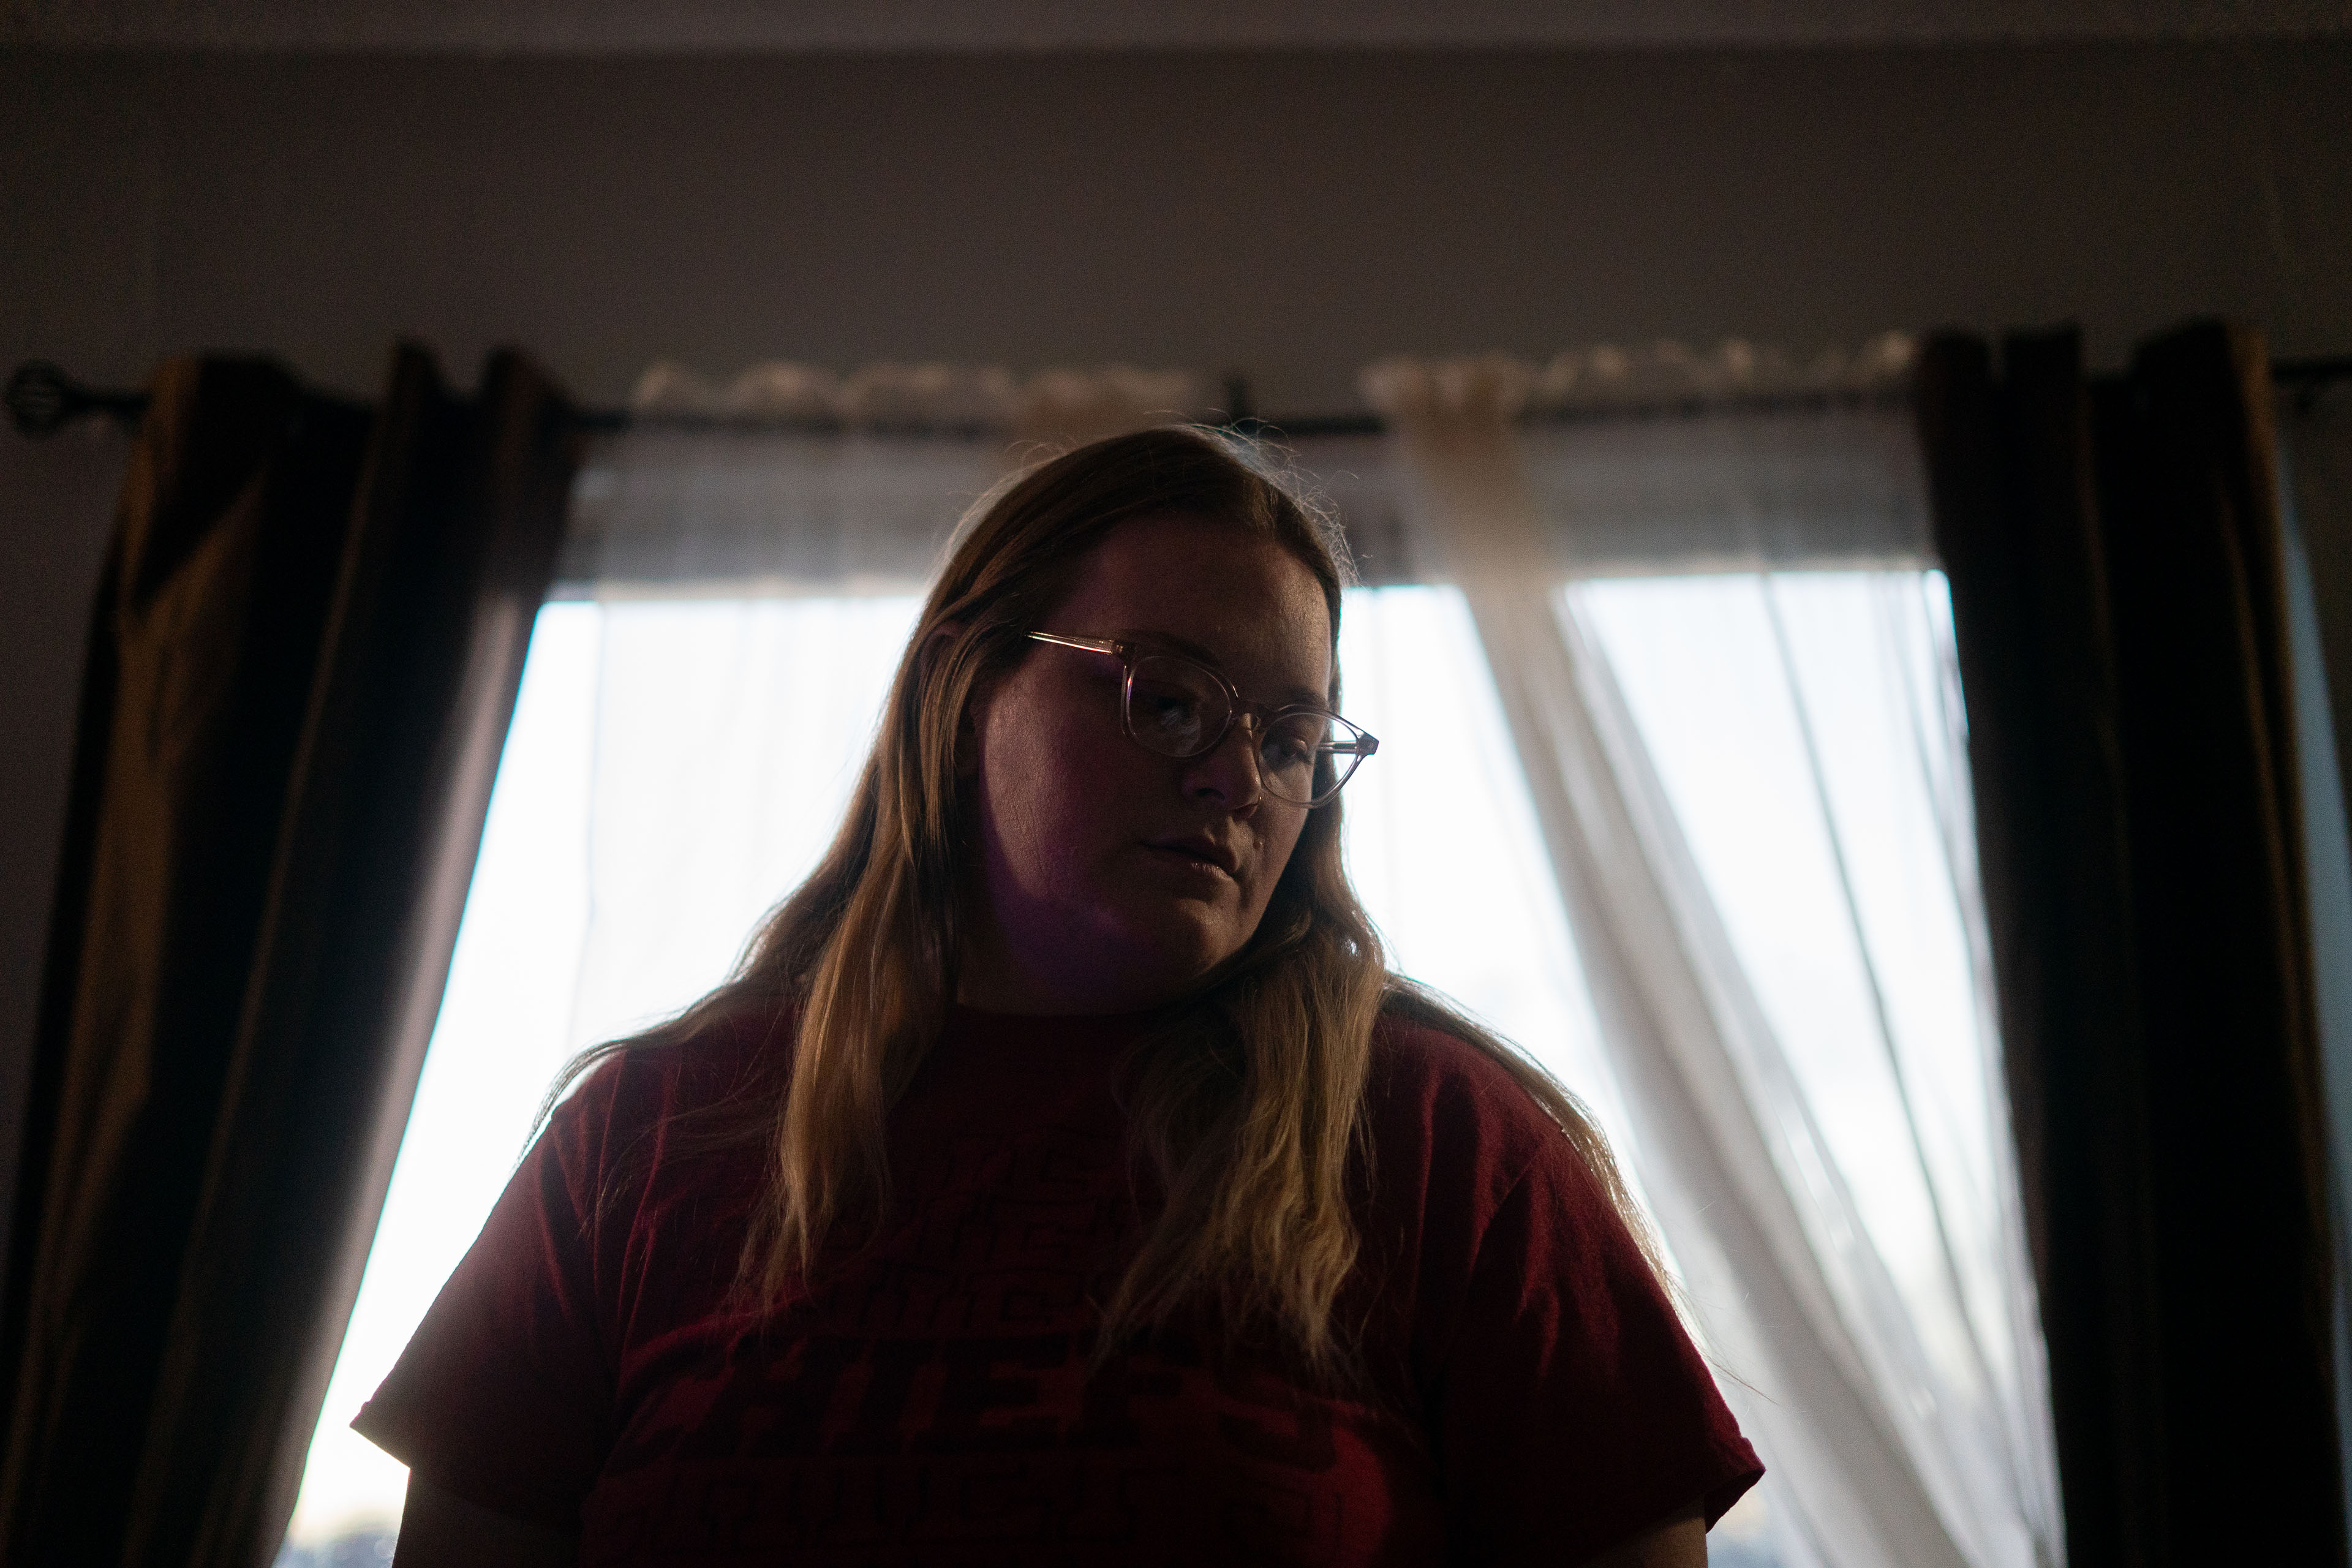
[350,1065,627,1532]
[1435,1138,1763,1566]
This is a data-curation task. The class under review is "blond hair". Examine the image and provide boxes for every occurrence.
[552,426,1655,1381]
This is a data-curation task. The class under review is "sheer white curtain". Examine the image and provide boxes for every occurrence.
[1363,356,2060,1568]
[283,355,2064,1568]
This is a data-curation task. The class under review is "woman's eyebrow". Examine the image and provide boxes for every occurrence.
[1115,628,1330,708]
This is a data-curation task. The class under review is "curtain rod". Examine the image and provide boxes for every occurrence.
[10,356,2351,442]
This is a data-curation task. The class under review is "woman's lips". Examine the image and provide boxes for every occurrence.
[1147,833,1240,873]
[1142,842,1236,882]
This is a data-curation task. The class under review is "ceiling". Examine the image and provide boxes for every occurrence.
[7,0,2347,51]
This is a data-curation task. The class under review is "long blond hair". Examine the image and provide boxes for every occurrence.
[554,426,1654,1381]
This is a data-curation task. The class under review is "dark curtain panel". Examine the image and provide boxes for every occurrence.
[1919,321,2341,1567]
[2278,376,2352,1533]
[0,342,579,1567]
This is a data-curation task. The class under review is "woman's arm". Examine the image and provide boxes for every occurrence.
[390,1474,575,1568]
[1583,1509,1706,1568]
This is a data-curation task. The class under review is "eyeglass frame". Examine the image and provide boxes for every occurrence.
[1025,630,1379,808]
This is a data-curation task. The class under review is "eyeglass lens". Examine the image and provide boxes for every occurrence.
[1125,655,1359,805]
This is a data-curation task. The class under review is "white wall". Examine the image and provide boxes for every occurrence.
[8,0,2346,50]
[6,43,2348,412]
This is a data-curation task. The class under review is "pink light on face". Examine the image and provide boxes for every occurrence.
[956,513,1333,1016]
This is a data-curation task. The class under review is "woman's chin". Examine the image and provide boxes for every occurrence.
[1068,910,1242,1009]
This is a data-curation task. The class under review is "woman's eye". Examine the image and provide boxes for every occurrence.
[1136,693,1204,739]
[1262,728,1319,771]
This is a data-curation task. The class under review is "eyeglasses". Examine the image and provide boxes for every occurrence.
[1027,631,1378,808]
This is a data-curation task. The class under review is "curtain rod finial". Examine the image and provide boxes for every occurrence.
[7,360,146,437]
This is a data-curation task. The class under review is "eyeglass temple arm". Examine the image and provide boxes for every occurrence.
[1026,631,1123,655]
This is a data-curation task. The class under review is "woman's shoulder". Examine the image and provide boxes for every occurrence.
[543,1001,793,1163]
[1362,995,1590,1205]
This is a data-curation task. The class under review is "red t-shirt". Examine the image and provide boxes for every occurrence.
[356,1006,1760,1565]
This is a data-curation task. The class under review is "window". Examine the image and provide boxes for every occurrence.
[281,565,2000,1567]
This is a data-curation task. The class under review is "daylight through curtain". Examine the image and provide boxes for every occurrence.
[1365,356,2062,1568]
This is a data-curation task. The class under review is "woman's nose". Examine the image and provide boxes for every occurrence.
[1180,718,1265,809]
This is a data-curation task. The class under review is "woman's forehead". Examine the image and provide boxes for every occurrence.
[1057,514,1333,680]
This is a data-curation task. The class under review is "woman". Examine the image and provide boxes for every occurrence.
[361,428,1761,1566]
